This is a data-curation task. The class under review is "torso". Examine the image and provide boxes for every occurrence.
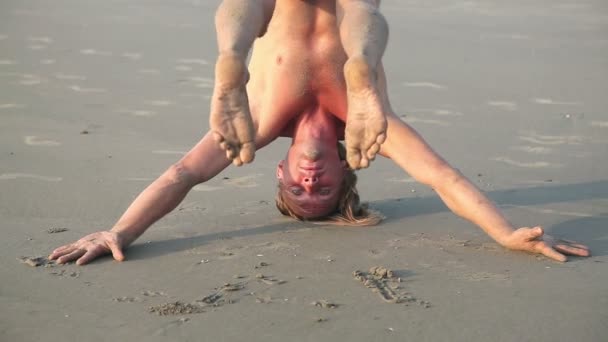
[247,0,349,144]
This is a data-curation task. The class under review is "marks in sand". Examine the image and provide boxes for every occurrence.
[353,267,430,307]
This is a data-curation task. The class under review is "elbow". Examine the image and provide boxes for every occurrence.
[162,162,199,187]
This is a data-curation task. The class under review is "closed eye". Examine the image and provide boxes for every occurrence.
[291,187,303,196]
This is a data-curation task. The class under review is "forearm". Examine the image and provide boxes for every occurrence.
[110,165,197,246]
[434,170,515,246]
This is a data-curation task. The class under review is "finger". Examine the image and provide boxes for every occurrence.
[57,249,86,264]
[554,244,590,257]
[76,248,104,265]
[219,141,229,151]
[49,245,77,260]
[108,241,125,262]
[560,239,589,250]
[537,243,567,262]
[49,245,73,258]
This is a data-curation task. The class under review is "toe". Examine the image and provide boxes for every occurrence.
[212,131,225,143]
[376,132,387,145]
[225,146,237,160]
[366,143,380,160]
[233,157,243,166]
[346,147,362,170]
[360,157,370,168]
[239,142,255,164]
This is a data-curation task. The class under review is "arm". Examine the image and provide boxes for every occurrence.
[380,115,590,261]
[49,132,232,265]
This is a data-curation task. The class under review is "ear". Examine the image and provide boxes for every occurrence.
[276,160,284,180]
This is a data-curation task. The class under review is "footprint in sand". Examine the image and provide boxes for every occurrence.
[403,116,450,126]
[145,100,173,106]
[0,173,62,181]
[491,157,559,168]
[510,145,553,155]
[54,73,86,80]
[192,184,222,192]
[138,68,160,74]
[19,74,44,86]
[532,98,582,106]
[407,108,464,117]
[79,48,112,56]
[175,65,193,72]
[116,109,156,117]
[24,135,60,146]
[591,121,608,128]
[223,174,262,188]
[0,103,25,109]
[387,176,416,183]
[28,36,53,44]
[152,150,186,155]
[122,52,142,60]
[517,130,584,146]
[487,100,517,111]
[175,58,209,66]
[69,85,107,93]
[402,82,446,90]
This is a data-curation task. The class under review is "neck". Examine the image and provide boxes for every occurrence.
[292,109,339,145]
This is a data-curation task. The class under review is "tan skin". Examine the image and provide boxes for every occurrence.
[50,0,589,265]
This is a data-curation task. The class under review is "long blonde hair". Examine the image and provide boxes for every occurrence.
[275,142,384,226]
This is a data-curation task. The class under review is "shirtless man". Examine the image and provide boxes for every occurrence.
[49,0,590,265]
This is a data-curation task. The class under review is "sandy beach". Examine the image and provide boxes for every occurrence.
[1,0,607,341]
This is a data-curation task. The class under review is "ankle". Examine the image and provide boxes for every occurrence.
[344,56,376,92]
[215,53,248,89]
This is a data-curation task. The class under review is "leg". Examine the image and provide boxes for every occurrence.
[211,0,274,166]
[337,0,389,169]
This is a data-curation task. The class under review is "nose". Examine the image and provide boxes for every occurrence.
[303,176,318,185]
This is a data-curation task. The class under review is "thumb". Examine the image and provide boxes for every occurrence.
[524,226,544,240]
[109,242,125,262]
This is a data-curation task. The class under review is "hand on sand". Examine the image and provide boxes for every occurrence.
[504,226,590,262]
[49,231,125,265]
[210,54,256,166]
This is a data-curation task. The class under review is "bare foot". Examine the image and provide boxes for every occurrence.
[210,54,255,166]
[343,58,387,169]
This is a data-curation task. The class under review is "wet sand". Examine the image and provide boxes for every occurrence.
[1,0,607,341]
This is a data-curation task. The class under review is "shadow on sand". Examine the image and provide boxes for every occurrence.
[125,180,608,262]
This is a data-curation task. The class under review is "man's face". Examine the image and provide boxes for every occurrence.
[277,141,346,219]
